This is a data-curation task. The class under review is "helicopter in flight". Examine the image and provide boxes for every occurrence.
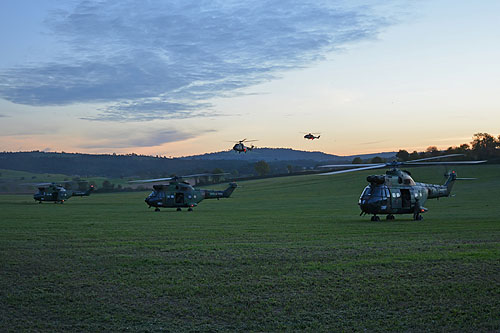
[129,174,237,212]
[303,132,321,140]
[232,139,257,153]
[319,154,486,221]
[28,182,95,203]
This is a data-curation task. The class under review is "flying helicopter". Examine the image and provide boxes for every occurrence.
[319,154,486,221]
[232,139,257,153]
[303,132,321,140]
[129,174,237,212]
[27,182,95,203]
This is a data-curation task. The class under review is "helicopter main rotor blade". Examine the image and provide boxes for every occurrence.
[21,181,72,186]
[319,164,386,176]
[129,173,232,183]
[128,177,174,183]
[403,160,487,166]
[405,153,464,163]
[319,163,381,168]
[181,173,231,178]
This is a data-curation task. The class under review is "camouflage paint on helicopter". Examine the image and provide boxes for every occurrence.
[320,155,486,221]
[130,174,237,212]
[358,168,457,221]
[32,183,95,203]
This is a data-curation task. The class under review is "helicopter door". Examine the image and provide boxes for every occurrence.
[175,192,184,204]
[400,189,411,209]
[390,189,402,210]
[52,191,58,201]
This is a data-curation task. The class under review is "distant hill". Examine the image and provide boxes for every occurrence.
[0,149,396,178]
[183,148,396,162]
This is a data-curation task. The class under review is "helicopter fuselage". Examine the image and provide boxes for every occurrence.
[358,169,456,220]
[145,182,237,211]
[233,143,253,153]
[304,134,320,140]
[33,185,94,203]
[34,186,70,203]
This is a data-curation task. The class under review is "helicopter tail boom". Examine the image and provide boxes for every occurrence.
[202,182,237,199]
[443,170,457,196]
[72,185,95,197]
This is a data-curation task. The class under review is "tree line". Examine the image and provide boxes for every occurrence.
[352,133,500,164]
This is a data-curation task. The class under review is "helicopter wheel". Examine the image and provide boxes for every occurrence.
[386,214,395,220]
[371,215,380,222]
[188,207,193,212]
[154,208,160,212]
[177,208,182,212]
[413,213,423,221]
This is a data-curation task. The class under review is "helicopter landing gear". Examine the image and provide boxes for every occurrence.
[155,208,160,212]
[413,213,423,221]
[177,208,182,211]
[188,207,193,212]
[370,215,380,222]
[386,214,395,220]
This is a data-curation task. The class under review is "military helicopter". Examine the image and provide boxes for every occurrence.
[28,182,95,203]
[303,132,321,140]
[232,139,257,153]
[319,154,486,221]
[129,174,237,212]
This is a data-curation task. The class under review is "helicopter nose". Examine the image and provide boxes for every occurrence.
[359,198,381,214]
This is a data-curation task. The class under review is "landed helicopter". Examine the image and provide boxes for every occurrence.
[319,154,486,221]
[232,139,257,153]
[129,174,237,212]
[303,132,321,140]
[27,182,95,203]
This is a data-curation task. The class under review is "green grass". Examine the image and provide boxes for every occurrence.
[0,165,499,331]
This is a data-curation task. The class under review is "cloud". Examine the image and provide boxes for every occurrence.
[0,114,8,118]
[79,128,212,149]
[0,0,392,121]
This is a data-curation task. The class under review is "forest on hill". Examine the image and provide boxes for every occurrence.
[0,133,498,181]
[0,148,395,179]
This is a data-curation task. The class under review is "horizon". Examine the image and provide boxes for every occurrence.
[1,1,499,156]
[0,146,398,159]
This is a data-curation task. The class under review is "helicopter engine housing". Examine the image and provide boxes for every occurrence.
[366,175,385,184]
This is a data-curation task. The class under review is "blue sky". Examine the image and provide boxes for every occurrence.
[0,0,499,156]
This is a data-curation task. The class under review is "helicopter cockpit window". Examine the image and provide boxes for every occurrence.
[370,186,389,199]
[148,190,157,198]
[361,186,371,197]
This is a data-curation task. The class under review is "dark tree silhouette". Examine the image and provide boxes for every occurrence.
[254,160,270,176]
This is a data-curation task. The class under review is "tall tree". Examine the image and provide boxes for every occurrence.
[370,156,384,163]
[471,133,499,159]
[254,160,270,176]
[396,149,409,161]
[352,157,363,164]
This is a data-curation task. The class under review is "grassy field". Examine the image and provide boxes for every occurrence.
[0,165,499,331]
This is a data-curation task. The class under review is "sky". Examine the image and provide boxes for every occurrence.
[0,0,499,157]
